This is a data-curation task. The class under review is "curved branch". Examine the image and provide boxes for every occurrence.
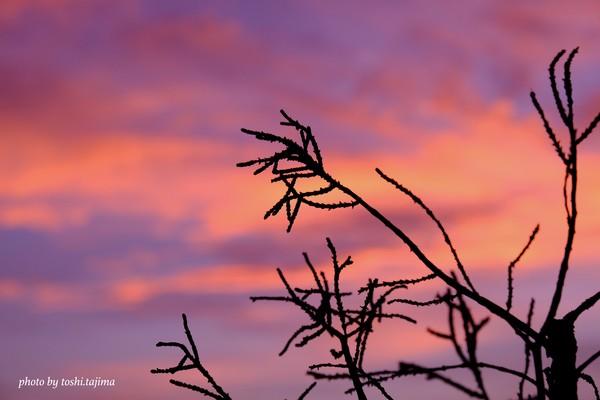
[376,168,476,293]
[578,349,600,373]
[506,225,540,312]
[565,290,600,324]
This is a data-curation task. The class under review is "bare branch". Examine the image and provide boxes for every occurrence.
[549,49,569,127]
[390,292,456,307]
[288,382,317,400]
[565,290,600,324]
[376,168,476,293]
[563,48,579,126]
[530,92,568,164]
[518,299,536,400]
[577,111,600,144]
[151,314,232,400]
[506,225,540,312]
[580,374,600,400]
[578,349,600,373]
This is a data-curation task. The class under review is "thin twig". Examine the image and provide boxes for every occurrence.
[506,225,540,312]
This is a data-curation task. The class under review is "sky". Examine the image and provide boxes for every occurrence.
[1,1,600,399]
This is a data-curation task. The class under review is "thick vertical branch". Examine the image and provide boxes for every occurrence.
[546,318,578,400]
[543,145,577,331]
[541,48,580,331]
[529,47,600,400]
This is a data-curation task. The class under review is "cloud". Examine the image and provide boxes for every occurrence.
[124,12,243,60]
[2,2,600,400]
[0,133,228,226]
[3,80,600,323]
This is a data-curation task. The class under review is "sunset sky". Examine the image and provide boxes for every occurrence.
[2,1,600,399]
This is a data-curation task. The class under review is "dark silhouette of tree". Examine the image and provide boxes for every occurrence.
[152,48,600,399]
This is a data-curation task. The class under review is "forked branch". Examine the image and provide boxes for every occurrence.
[151,314,232,400]
[252,238,418,399]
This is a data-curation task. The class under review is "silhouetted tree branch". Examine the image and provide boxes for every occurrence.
[252,238,419,399]
[506,226,540,313]
[154,48,600,400]
[239,109,539,347]
[529,48,600,400]
[151,313,232,400]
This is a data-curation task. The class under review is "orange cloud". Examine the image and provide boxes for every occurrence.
[0,133,236,228]
[4,91,598,318]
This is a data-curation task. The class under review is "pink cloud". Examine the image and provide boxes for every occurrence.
[0,133,231,227]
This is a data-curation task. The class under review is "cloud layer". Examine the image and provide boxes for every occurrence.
[2,1,600,399]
